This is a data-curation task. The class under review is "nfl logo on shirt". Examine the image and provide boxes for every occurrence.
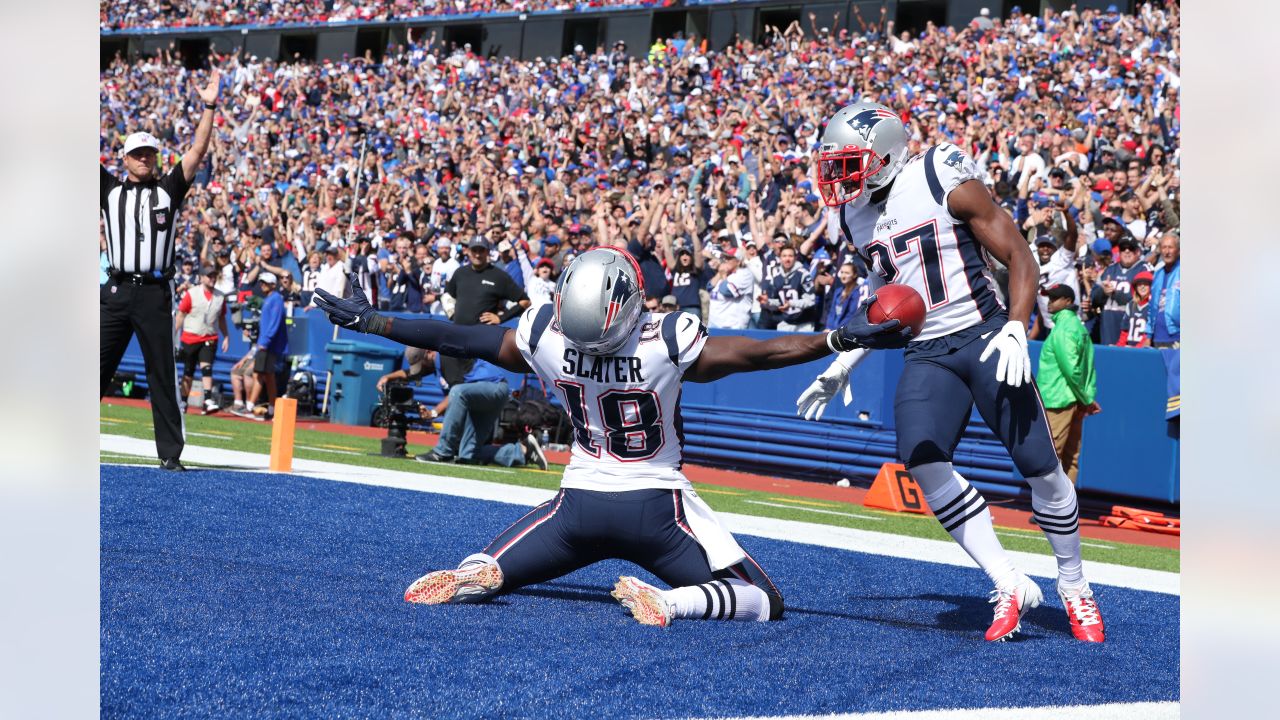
[155,210,167,225]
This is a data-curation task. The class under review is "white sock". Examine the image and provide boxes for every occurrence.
[1026,467,1085,588]
[459,552,498,570]
[663,578,772,622]
[913,462,1021,591]
[233,400,244,409]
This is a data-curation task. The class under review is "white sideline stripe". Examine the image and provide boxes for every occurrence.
[100,435,1179,596]
[747,500,883,521]
[188,431,231,440]
[995,530,1115,551]
[103,435,547,504]
[704,700,1179,720]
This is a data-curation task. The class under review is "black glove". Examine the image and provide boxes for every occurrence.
[827,294,915,352]
[313,273,389,335]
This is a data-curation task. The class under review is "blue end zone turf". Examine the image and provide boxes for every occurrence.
[101,466,1179,718]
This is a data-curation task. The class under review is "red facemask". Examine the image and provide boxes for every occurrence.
[816,145,887,206]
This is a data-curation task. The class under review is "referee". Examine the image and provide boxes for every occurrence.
[100,68,222,471]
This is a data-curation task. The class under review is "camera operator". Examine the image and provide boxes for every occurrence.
[376,347,445,422]
[414,352,545,470]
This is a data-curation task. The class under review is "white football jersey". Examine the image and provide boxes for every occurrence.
[837,143,1005,342]
[515,304,708,491]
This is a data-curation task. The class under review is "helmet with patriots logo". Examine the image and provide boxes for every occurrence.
[554,247,646,355]
[816,101,911,206]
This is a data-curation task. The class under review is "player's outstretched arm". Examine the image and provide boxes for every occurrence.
[685,333,832,384]
[313,273,532,374]
[688,303,908,384]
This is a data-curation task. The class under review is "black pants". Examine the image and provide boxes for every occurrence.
[100,279,184,460]
[178,340,217,379]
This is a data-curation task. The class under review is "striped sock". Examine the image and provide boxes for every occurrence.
[664,579,771,622]
[1028,469,1084,587]
[913,462,1021,591]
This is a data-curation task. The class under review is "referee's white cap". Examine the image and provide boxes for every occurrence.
[122,132,162,155]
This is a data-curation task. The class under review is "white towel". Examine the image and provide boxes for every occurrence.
[679,489,747,571]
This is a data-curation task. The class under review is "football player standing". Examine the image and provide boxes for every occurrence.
[796,102,1104,642]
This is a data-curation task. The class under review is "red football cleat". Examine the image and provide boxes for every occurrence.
[985,575,1043,642]
[1058,583,1106,642]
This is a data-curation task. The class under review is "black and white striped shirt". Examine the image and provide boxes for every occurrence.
[100,165,191,275]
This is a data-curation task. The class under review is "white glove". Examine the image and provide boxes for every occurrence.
[796,349,868,421]
[978,320,1032,387]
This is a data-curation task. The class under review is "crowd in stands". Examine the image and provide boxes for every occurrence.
[100,1,1180,347]
[100,0,670,31]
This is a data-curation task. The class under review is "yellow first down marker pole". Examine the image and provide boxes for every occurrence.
[269,397,298,472]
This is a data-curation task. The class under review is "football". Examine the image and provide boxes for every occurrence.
[866,284,927,338]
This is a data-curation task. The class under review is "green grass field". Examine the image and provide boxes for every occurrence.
[100,402,1178,573]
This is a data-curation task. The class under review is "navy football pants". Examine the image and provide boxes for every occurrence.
[482,488,782,611]
[895,315,1061,478]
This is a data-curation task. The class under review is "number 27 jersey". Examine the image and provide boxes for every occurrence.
[837,143,1005,341]
[515,304,708,491]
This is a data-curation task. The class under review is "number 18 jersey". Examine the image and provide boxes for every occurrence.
[515,304,708,491]
[837,143,1006,342]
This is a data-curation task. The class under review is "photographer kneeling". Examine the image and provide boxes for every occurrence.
[388,347,545,469]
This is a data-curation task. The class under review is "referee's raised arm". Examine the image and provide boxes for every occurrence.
[181,67,221,184]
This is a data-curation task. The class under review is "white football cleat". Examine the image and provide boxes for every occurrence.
[985,575,1043,642]
[404,557,503,605]
[611,576,673,627]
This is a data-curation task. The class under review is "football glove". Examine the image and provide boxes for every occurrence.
[313,273,390,335]
[826,295,914,352]
[796,349,868,421]
[978,320,1032,387]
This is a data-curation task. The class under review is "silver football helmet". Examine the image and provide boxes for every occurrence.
[816,101,911,206]
[554,247,646,355]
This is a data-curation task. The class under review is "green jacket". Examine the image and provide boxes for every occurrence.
[1037,308,1096,409]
